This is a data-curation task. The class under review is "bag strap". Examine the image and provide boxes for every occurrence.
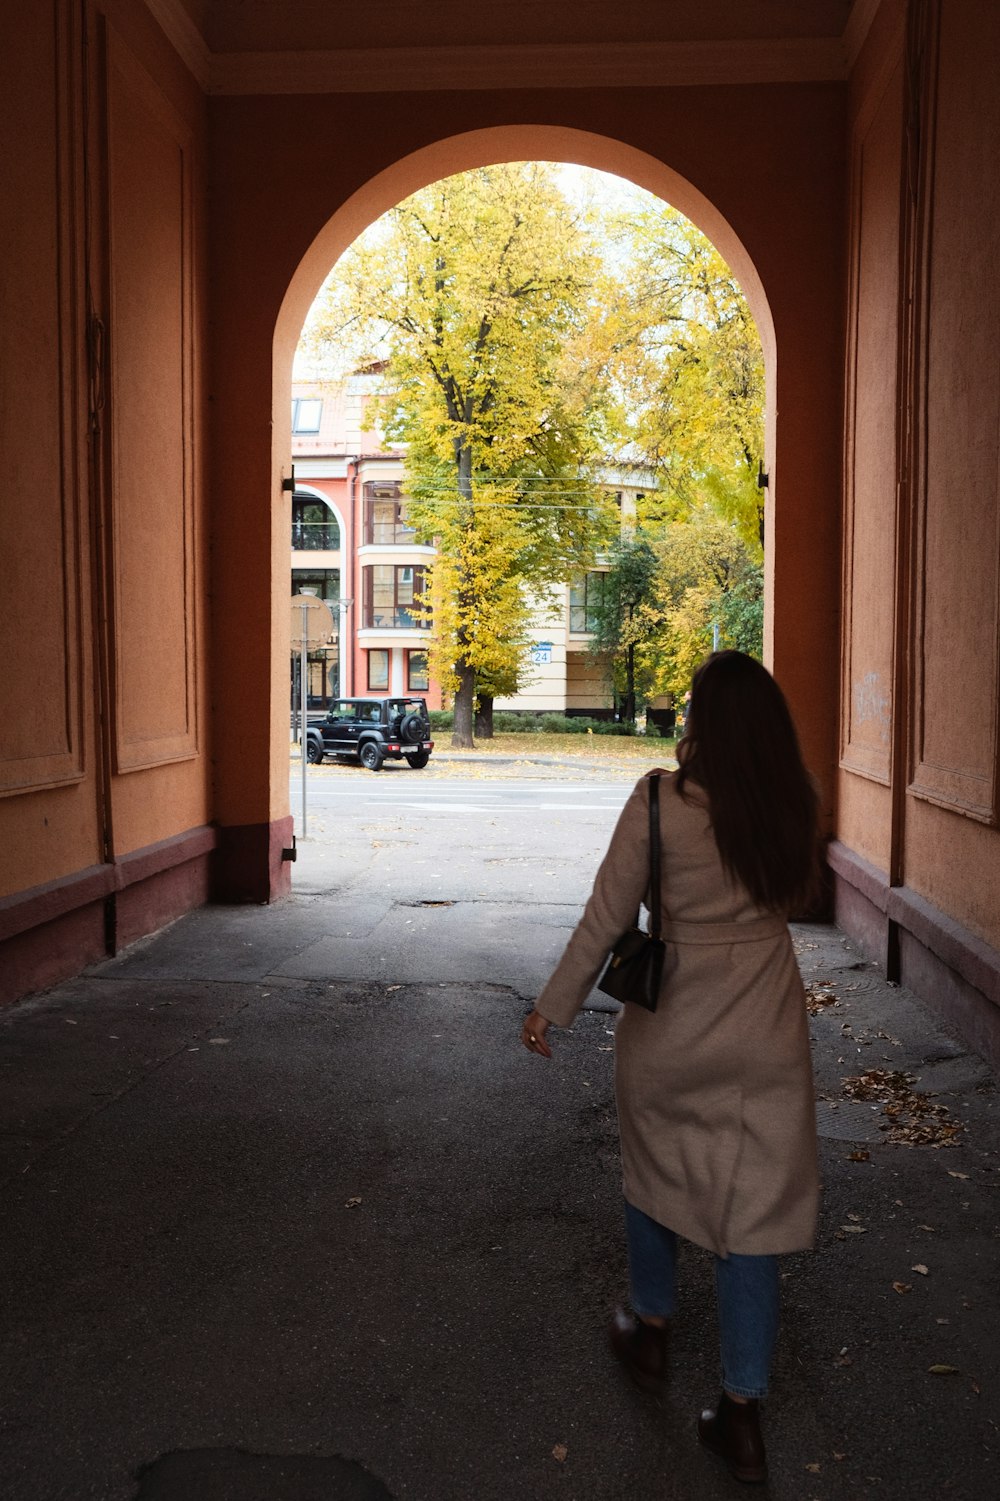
[647,772,662,940]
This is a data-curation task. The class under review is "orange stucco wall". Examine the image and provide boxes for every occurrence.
[1,0,211,973]
[836,0,1000,963]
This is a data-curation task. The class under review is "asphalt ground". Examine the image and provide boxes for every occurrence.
[1,770,998,1501]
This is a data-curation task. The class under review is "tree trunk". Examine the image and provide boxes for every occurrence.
[624,640,636,724]
[475,694,494,739]
[450,439,477,749]
[451,659,476,747]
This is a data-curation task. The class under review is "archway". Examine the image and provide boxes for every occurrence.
[212,121,839,904]
[273,127,780,746]
[274,129,776,496]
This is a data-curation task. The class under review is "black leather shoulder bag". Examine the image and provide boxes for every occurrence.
[597,772,667,1013]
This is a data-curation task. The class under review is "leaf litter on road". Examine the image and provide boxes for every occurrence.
[840,1068,964,1147]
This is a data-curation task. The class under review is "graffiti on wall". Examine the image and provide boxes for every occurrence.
[853,671,892,744]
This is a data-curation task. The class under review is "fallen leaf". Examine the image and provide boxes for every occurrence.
[806,1462,821,1474]
[840,1224,866,1233]
[208,1037,230,1045]
[918,1224,936,1232]
[552,1444,568,1463]
[848,1150,870,1162]
[892,1282,912,1295]
[971,1380,981,1395]
[847,1211,862,1222]
[928,1364,960,1375]
[834,1453,847,1462]
[935,1318,951,1325]
[345,1196,362,1208]
[911,1263,929,1276]
[948,1171,970,1180]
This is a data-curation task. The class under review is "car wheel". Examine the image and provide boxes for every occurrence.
[306,738,324,765]
[359,741,383,771]
[409,749,430,769]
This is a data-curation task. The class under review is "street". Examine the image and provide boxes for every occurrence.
[1,764,997,1501]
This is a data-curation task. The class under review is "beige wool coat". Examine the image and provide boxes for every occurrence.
[535,769,819,1258]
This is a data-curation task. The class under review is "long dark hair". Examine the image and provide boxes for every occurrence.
[676,651,820,913]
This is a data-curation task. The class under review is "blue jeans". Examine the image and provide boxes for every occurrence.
[624,1199,780,1400]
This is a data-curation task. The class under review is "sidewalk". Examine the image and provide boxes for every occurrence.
[0,842,997,1500]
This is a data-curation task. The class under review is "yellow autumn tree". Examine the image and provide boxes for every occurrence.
[303,163,619,745]
[610,204,766,556]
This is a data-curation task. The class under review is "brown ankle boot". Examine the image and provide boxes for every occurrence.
[698,1391,767,1483]
[608,1307,668,1394]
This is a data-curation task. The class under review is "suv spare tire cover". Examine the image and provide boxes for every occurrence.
[399,712,425,743]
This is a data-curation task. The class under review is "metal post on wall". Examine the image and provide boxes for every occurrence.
[300,594,310,838]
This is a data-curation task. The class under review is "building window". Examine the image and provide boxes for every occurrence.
[291,567,340,609]
[363,481,416,545]
[407,651,429,692]
[367,649,389,691]
[569,572,606,634]
[292,494,340,550]
[363,564,429,628]
[292,397,323,433]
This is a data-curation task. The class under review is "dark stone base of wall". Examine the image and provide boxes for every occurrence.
[828,840,1000,1072]
[0,817,298,1006]
[213,815,295,904]
[0,900,109,1008]
[0,823,244,1006]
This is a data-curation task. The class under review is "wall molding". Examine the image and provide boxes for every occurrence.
[0,0,87,798]
[844,0,884,70]
[141,0,212,89]
[101,23,200,772]
[207,38,848,96]
[839,38,905,789]
[907,0,1000,827]
[142,0,852,95]
[0,824,217,946]
[829,838,1000,1012]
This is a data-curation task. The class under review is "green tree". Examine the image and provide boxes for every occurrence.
[586,535,659,724]
[642,511,763,699]
[304,163,618,745]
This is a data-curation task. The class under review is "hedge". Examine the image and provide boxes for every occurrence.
[427,709,667,738]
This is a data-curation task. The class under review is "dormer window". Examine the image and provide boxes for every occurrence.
[292,397,323,434]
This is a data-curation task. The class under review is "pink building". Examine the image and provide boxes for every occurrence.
[290,378,441,709]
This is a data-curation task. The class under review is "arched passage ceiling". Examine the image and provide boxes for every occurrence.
[146,0,875,93]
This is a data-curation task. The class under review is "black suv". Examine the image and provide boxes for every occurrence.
[306,697,434,772]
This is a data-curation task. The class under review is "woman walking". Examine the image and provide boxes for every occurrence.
[521,651,820,1483]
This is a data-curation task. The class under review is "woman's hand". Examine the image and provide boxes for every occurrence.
[521,1009,552,1058]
